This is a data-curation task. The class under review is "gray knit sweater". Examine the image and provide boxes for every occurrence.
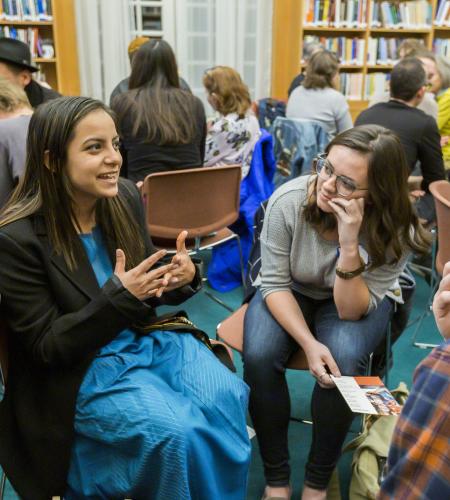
[259,175,410,314]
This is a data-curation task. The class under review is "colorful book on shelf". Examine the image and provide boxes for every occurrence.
[0,0,52,21]
[331,376,402,415]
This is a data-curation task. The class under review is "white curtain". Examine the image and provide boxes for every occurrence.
[74,0,272,105]
[74,0,131,103]
[171,0,273,109]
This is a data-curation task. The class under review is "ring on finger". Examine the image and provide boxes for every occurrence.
[318,372,328,380]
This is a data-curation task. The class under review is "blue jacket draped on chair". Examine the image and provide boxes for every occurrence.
[207,130,276,292]
[272,117,330,189]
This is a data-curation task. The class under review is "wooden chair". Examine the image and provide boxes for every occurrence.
[216,303,308,369]
[412,180,450,348]
[216,304,312,424]
[142,165,245,311]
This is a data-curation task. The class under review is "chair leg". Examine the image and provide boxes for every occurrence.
[203,289,235,312]
[0,470,6,500]
[385,320,392,388]
[411,228,441,349]
[411,281,440,349]
[233,234,246,288]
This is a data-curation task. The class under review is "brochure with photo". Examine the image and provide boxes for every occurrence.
[330,375,402,416]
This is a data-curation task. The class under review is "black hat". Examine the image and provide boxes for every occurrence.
[0,38,38,72]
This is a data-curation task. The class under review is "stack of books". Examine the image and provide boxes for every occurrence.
[0,0,53,21]
[340,72,363,99]
[434,0,450,26]
[365,72,391,99]
[367,37,406,65]
[370,1,432,29]
[434,38,450,57]
[303,35,365,65]
[0,25,48,58]
[304,0,368,28]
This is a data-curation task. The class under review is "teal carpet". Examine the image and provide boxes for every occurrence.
[1,269,441,499]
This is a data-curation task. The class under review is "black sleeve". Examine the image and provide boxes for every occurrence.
[0,233,152,368]
[418,116,446,191]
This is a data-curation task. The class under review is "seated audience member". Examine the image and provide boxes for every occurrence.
[0,78,33,207]
[243,125,430,500]
[0,37,60,108]
[435,57,450,178]
[286,50,352,139]
[287,41,324,97]
[397,38,426,59]
[111,40,206,183]
[0,96,250,499]
[370,44,438,120]
[203,66,261,178]
[355,58,446,223]
[109,36,191,106]
[379,262,450,499]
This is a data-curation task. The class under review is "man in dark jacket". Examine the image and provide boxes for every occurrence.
[355,57,446,223]
[0,38,60,108]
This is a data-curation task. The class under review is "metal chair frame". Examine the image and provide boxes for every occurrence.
[410,228,442,349]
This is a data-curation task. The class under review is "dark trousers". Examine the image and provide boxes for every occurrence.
[243,289,393,489]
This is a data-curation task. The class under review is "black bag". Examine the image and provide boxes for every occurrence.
[135,311,236,372]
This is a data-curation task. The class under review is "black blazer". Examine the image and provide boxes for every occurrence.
[0,179,200,499]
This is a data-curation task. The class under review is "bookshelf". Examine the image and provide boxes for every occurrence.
[0,0,79,95]
[271,0,450,121]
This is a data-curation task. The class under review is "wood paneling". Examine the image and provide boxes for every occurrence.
[271,0,302,100]
[53,0,80,96]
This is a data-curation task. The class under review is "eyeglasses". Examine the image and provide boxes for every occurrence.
[313,153,369,197]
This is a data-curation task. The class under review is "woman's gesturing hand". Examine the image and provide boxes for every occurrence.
[164,230,197,291]
[327,197,364,250]
[304,340,341,388]
[114,248,175,301]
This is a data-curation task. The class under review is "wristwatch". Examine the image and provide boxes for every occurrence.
[335,257,366,280]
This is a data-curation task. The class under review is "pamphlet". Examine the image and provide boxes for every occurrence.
[330,375,402,415]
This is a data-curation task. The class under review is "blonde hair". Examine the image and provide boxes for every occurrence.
[0,77,31,113]
[203,66,251,117]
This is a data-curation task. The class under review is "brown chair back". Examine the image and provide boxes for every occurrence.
[217,304,309,370]
[429,180,450,275]
[142,165,242,240]
[0,317,8,387]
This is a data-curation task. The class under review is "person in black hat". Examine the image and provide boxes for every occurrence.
[0,37,61,108]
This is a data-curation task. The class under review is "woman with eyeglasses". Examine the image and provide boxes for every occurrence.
[243,125,430,500]
[111,39,206,183]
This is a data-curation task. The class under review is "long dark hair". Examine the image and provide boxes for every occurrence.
[0,96,145,270]
[304,125,430,269]
[113,39,198,144]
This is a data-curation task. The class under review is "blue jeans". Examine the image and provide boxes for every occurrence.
[243,289,393,489]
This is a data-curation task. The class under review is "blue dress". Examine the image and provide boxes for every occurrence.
[65,228,250,499]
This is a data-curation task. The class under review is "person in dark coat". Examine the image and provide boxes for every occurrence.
[0,37,60,108]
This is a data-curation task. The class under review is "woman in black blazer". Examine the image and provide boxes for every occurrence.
[0,96,250,500]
